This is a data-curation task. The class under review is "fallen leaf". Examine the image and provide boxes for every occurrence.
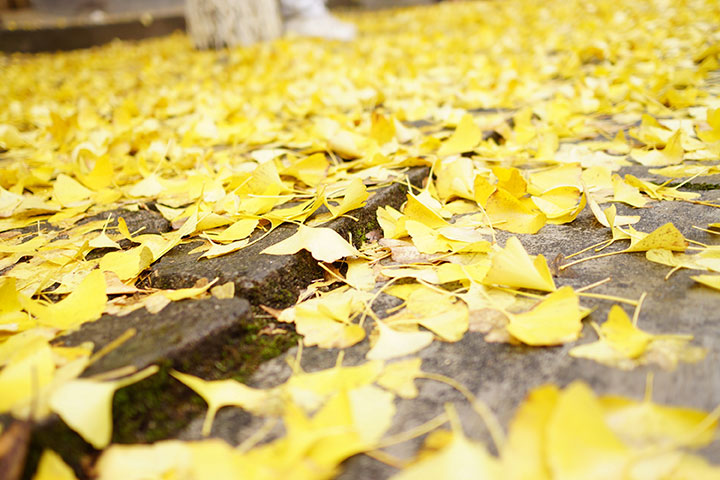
[261,224,360,263]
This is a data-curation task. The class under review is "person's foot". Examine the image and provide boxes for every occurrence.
[284,14,357,41]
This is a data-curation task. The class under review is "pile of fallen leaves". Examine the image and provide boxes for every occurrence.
[1,0,720,478]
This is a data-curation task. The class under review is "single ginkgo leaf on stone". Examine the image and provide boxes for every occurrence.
[161,279,217,302]
[612,174,648,208]
[502,384,559,480]
[546,382,633,480]
[624,222,687,253]
[203,218,258,244]
[390,428,502,480]
[88,231,121,250]
[376,358,423,399]
[485,188,546,234]
[437,114,483,156]
[32,450,78,480]
[507,287,584,346]
[20,270,107,330]
[599,395,717,450]
[483,237,556,292]
[200,239,249,259]
[325,178,369,219]
[646,249,706,272]
[171,371,273,436]
[49,366,158,449]
[569,305,705,370]
[99,245,154,282]
[261,224,359,263]
[367,321,434,361]
[691,274,720,291]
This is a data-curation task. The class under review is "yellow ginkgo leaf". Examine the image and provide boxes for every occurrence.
[53,174,94,207]
[546,382,632,480]
[204,218,258,243]
[21,270,107,330]
[128,173,164,198]
[406,289,469,342]
[0,124,28,149]
[33,450,78,480]
[161,279,217,301]
[200,239,249,259]
[493,167,527,199]
[600,395,717,449]
[569,305,704,370]
[325,178,369,219]
[437,114,483,156]
[376,358,423,399]
[404,191,450,229]
[434,157,476,201]
[282,153,329,186]
[99,245,154,281]
[406,220,452,254]
[49,366,158,449]
[631,129,684,167]
[296,314,366,349]
[88,230,121,250]
[345,258,376,291]
[502,385,559,480]
[377,205,408,239]
[531,187,586,224]
[171,371,273,436]
[0,186,22,218]
[261,224,359,263]
[367,321,434,360]
[0,337,55,413]
[692,274,720,291]
[624,222,687,253]
[612,174,648,208]
[77,156,113,191]
[390,430,502,480]
[483,237,556,292]
[507,287,584,346]
[485,189,546,234]
[95,440,193,480]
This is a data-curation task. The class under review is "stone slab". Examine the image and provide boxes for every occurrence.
[148,167,430,308]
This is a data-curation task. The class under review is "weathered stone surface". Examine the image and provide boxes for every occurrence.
[58,297,250,376]
[148,167,429,308]
[18,297,252,478]
[179,181,720,478]
[79,207,172,237]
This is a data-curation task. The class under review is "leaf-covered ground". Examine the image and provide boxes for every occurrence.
[2,0,720,478]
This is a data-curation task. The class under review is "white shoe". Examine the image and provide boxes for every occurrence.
[284,14,357,41]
